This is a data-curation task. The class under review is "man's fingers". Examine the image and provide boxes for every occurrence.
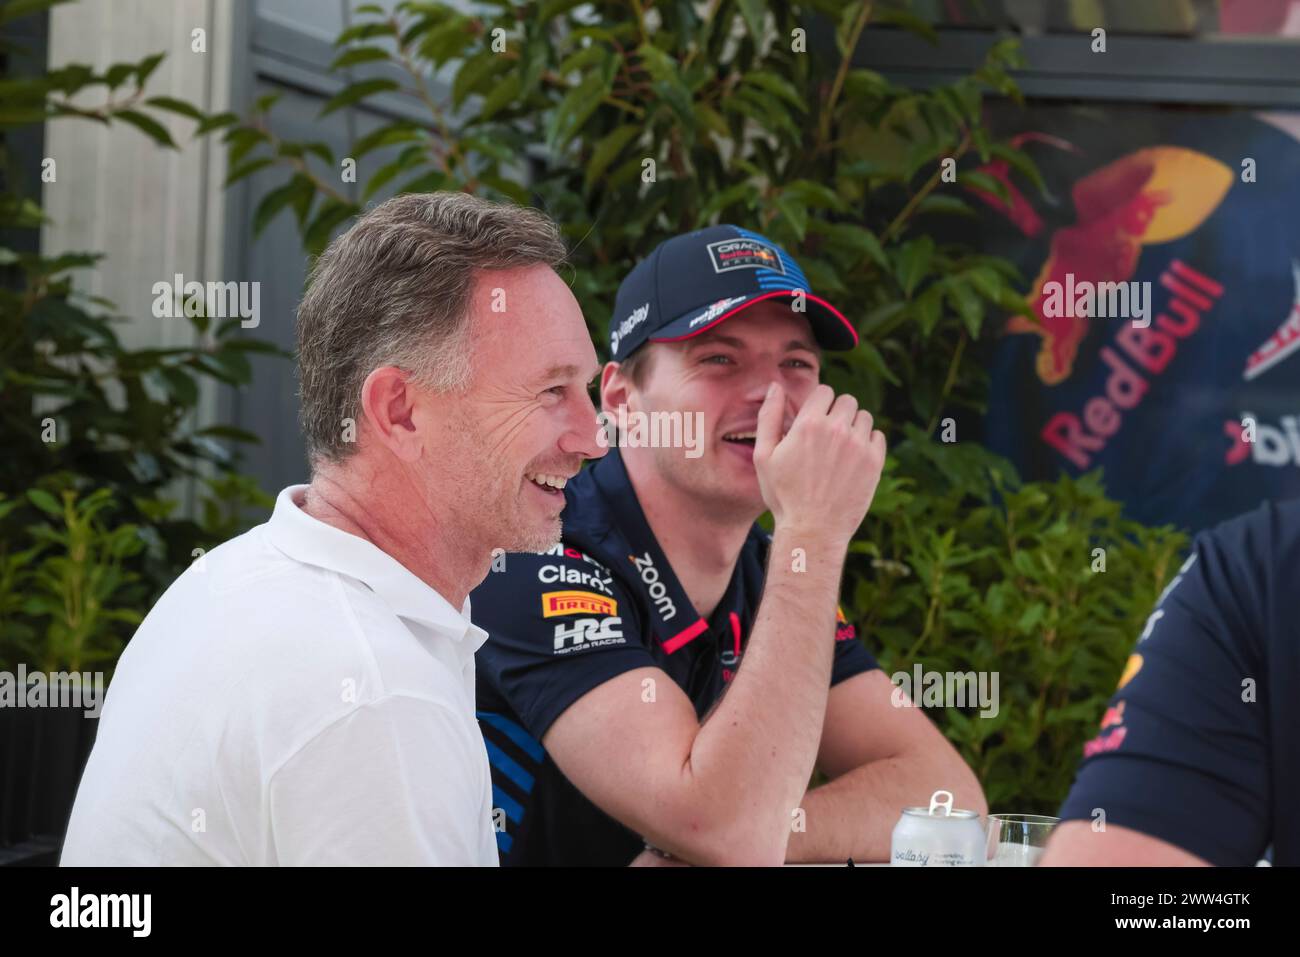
[793,383,834,425]
[869,428,887,459]
[753,382,786,460]
[829,392,859,425]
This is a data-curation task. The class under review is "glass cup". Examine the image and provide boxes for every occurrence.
[985,813,1059,866]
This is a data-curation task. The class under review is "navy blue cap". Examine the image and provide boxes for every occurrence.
[607,225,859,361]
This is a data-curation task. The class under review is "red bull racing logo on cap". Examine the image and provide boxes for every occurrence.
[707,238,785,275]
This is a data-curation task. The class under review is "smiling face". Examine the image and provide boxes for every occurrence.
[602,299,823,519]
[433,264,606,554]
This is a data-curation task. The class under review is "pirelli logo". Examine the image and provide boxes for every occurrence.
[541,590,618,618]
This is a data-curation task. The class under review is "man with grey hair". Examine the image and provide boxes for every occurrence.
[62,191,606,865]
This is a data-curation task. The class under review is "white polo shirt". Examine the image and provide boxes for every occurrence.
[61,485,498,866]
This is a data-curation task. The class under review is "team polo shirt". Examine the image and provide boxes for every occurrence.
[1057,498,1300,865]
[471,448,878,866]
[61,485,499,866]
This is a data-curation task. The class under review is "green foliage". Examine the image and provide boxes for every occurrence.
[213,0,1187,808]
[856,432,1186,812]
[1,4,280,673]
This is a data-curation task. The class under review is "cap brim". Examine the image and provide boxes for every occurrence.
[649,290,859,351]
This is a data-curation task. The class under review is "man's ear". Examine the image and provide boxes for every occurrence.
[359,365,425,463]
[600,360,631,416]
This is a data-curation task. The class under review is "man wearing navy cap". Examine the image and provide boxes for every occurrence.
[472,225,986,866]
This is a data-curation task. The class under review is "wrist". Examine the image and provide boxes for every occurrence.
[771,520,854,555]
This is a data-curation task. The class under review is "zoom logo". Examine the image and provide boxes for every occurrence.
[630,552,677,621]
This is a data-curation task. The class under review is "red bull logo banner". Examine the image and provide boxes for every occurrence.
[970,106,1300,532]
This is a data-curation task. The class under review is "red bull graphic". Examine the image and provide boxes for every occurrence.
[990,146,1232,386]
[1243,260,1300,381]
[972,106,1300,532]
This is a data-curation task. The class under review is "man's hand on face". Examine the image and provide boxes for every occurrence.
[752,382,887,545]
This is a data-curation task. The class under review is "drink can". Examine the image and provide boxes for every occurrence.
[890,790,985,867]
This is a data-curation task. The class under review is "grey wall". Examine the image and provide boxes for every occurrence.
[222,0,465,499]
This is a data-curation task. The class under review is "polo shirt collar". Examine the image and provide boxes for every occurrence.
[588,450,711,654]
[266,485,488,653]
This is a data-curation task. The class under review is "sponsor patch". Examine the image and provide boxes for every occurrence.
[610,301,650,353]
[707,238,785,275]
[553,616,624,653]
[1117,653,1143,689]
[537,563,614,595]
[541,590,618,618]
[834,604,857,642]
[687,296,749,329]
[1100,700,1126,729]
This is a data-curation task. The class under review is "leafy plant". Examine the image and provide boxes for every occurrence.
[0,0,279,674]
[856,432,1186,812]
[213,0,1187,809]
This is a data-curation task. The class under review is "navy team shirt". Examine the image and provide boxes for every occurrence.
[1058,499,1300,865]
[471,448,878,866]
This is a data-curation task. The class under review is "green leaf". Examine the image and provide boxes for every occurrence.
[735,0,766,41]
[772,193,808,241]
[961,169,1011,204]
[478,73,522,122]
[635,43,677,85]
[741,71,806,113]
[914,286,943,336]
[418,17,474,67]
[135,52,166,86]
[304,201,360,255]
[351,122,423,159]
[195,111,239,134]
[584,123,641,194]
[105,63,136,89]
[539,0,589,20]
[854,340,901,387]
[329,46,392,69]
[115,109,176,148]
[815,222,889,272]
[319,78,400,116]
[915,194,975,218]
[946,280,985,338]
[990,142,1050,199]
[546,56,614,151]
[397,170,449,194]
[26,489,63,517]
[252,178,311,237]
[0,0,76,25]
[698,181,758,222]
[224,156,276,187]
[557,42,607,77]
[895,236,934,298]
[144,96,205,121]
[875,6,939,44]
[334,20,399,46]
[195,425,261,443]
[783,179,847,212]
[453,49,508,108]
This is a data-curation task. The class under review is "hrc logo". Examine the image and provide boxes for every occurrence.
[541,590,618,618]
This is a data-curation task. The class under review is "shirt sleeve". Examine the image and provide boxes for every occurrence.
[830,605,879,686]
[471,551,659,741]
[268,694,496,866]
[1056,513,1271,866]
